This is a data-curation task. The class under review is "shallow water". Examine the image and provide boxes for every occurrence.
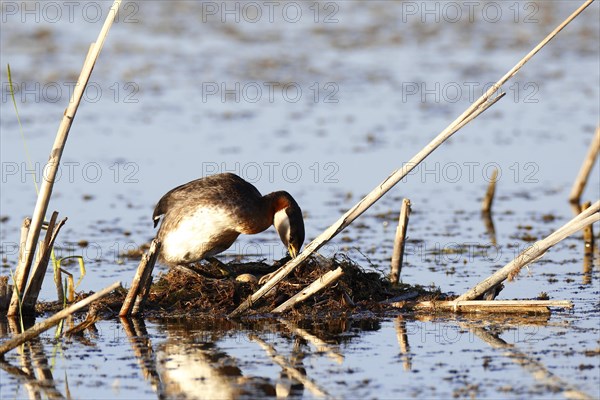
[1,1,599,398]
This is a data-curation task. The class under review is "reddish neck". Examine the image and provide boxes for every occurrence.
[264,191,292,221]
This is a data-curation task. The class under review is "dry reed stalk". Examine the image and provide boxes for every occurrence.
[0,281,120,357]
[250,335,329,398]
[456,201,599,301]
[131,241,161,315]
[230,0,594,317]
[53,267,64,306]
[581,202,594,285]
[391,299,572,313]
[16,218,31,274]
[569,126,600,203]
[8,0,122,316]
[22,214,67,312]
[271,267,344,313]
[390,198,411,284]
[120,239,160,316]
[581,201,594,257]
[481,168,499,214]
[5,218,32,312]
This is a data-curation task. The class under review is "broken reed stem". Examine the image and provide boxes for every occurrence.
[569,126,600,203]
[457,201,600,301]
[22,214,67,313]
[481,168,499,214]
[6,218,33,313]
[8,0,122,317]
[391,300,573,313]
[390,199,411,284]
[3,218,33,312]
[54,267,64,307]
[16,218,31,275]
[581,201,594,257]
[0,281,120,357]
[120,239,160,316]
[230,1,594,317]
[582,201,594,285]
[131,240,161,315]
[272,267,344,313]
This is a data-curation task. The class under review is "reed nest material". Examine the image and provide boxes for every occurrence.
[145,255,440,316]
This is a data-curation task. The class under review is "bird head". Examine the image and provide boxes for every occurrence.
[272,192,305,258]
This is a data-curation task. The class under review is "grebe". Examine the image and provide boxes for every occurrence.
[152,173,305,267]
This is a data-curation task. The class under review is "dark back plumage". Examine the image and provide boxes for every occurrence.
[153,173,265,229]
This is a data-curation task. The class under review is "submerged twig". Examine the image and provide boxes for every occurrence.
[390,198,411,284]
[230,0,594,317]
[0,281,120,357]
[569,126,600,204]
[8,0,122,316]
[456,202,599,301]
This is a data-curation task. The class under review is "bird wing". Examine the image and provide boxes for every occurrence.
[152,173,263,228]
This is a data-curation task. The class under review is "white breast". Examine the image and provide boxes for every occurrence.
[161,207,237,264]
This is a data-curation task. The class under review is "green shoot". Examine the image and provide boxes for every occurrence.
[7,64,38,194]
[55,255,87,301]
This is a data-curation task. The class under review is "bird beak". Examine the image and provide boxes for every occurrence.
[288,244,298,258]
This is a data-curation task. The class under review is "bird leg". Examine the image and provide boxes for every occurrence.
[206,257,232,277]
[173,265,206,280]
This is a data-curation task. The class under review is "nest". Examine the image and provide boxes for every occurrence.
[145,255,441,317]
[32,256,443,318]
